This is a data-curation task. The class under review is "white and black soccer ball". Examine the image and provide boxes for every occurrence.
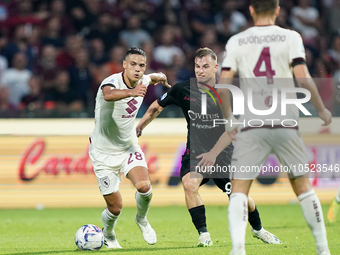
[74,224,104,250]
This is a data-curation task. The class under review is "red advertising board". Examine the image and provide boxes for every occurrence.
[0,134,339,208]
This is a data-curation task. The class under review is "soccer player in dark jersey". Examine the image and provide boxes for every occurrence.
[136,47,281,247]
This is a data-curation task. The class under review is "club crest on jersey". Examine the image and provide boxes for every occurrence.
[100,176,110,188]
[160,93,167,101]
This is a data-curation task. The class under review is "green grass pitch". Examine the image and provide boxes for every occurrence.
[1,204,338,255]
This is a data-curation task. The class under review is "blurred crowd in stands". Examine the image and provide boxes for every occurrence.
[0,0,339,118]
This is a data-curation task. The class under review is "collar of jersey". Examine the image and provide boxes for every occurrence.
[121,71,134,89]
[195,79,218,93]
[254,24,276,27]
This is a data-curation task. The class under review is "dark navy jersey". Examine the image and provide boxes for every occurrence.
[158,79,233,161]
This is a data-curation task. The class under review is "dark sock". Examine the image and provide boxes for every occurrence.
[188,205,208,234]
[248,206,262,231]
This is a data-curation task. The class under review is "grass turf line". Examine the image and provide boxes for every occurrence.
[0,205,338,255]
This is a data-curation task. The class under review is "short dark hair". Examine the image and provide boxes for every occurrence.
[125,47,146,58]
[251,0,279,15]
[194,47,217,62]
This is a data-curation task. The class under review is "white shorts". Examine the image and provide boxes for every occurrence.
[89,144,148,195]
[231,128,308,180]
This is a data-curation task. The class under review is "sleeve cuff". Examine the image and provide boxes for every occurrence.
[291,58,306,68]
[101,84,116,89]
[221,67,231,71]
[157,98,166,107]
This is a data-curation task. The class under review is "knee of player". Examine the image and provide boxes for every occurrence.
[182,181,199,195]
[134,180,151,193]
[107,205,122,216]
[137,184,151,194]
[290,175,312,196]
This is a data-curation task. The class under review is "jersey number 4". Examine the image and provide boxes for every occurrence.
[253,47,276,84]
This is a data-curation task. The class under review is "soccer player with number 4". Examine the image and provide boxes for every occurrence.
[218,0,332,254]
[89,47,170,249]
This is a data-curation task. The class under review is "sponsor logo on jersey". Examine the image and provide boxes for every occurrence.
[122,114,136,118]
[188,110,219,121]
[125,98,138,114]
[160,93,167,101]
[184,96,196,101]
[191,123,216,129]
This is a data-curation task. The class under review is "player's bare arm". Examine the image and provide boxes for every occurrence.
[136,100,164,137]
[293,64,332,126]
[196,130,233,168]
[149,73,171,88]
[218,69,239,139]
[102,81,147,101]
[218,69,235,120]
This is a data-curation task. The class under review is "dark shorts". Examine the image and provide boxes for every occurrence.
[180,154,232,194]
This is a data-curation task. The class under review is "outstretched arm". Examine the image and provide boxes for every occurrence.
[196,130,233,168]
[102,81,146,101]
[136,100,164,137]
[219,68,239,139]
[218,69,235,120]
[149,73,171,88]
[293,64,332,126]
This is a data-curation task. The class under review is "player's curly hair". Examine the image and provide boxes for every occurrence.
[194,47,217,62]
[125,47,147,58]
[251,0,279,15]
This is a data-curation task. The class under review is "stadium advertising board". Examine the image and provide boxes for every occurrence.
[0,134,339,208]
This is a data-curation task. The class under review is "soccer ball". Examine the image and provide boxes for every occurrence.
[74,224,104,250]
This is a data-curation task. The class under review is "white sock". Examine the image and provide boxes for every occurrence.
[298,189,329,252]
[135,187,153,222]
[102,207,119,234]
[336,186,340,203]
[228,193,248,252]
